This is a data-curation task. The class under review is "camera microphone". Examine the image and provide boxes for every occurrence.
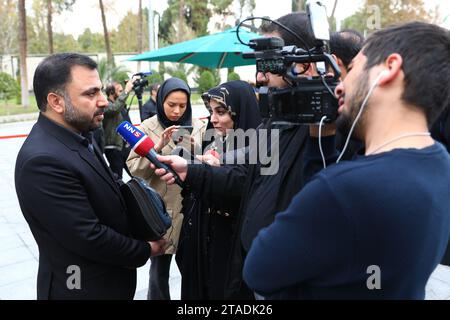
[116,122,184,187]
[133,71,153,77]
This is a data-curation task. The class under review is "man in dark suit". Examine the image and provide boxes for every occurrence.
[15,53,166,300]
[141,83,160,122]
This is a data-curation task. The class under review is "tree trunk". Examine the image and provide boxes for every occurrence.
[331,0,338,19]
[18,0,29,107]
[330,0,339,31]
[47,0,54,54]
[99,0,113,66]
[137,0,143,71]
[178,0,184,42]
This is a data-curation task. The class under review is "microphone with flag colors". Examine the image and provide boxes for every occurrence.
[116,121,184,187]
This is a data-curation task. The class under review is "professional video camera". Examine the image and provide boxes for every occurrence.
[130,71,151,113]
[238,1,341,124]
[131,72,151,98]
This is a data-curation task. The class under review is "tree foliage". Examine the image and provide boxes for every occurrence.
[0,0,19,54]
[147,70,164,85]
[78,28,105,53]
[159,0,211,44]
[26,0,79,53]
[97,58,130,85]
[110,9,150,53]
[165,64,195,84]
[227,71,240,81]
[342,0,433,34]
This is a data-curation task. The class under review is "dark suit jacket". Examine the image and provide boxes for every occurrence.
[141,98,157,122]
[15,114,151,300]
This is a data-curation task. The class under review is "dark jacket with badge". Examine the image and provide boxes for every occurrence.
[15,114,150,299]
[178,81,266,300]
[184,121,309,299]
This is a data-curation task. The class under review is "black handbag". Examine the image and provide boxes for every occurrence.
[120,176,172,241]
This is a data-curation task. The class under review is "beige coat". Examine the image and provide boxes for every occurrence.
[126,116,207,254]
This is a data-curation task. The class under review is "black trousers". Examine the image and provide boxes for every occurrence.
[105,149,124,179]
[147,254,173,300]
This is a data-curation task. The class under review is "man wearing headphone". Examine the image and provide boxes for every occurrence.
[243,22,450,299]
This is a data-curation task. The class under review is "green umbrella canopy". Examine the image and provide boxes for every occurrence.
[128,27,260,69]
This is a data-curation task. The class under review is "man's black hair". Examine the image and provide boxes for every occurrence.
[33,53,97,112]
[150,83,160,92]
[330,29,365,69]
[260,12,317,49]
[105,82,119,97]
[362,22,450,126]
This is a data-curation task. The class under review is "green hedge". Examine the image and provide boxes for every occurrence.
[197,70,217,95]
[0,72,20,102]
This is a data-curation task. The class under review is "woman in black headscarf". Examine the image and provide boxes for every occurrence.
[201,80,262,162]
[127,77,207,300]
[177,80,262,300]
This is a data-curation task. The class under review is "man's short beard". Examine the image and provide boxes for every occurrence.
[63,93,101,133]
[335,72,370,141]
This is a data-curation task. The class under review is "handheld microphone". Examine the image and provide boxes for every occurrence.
[116,122,184,187]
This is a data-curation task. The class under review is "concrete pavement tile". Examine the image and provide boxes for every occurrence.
[133,288,147,300]
[0,207,23,219]
[426,279,450,300]
[429,264,450,282]
[0,200,19,210]
[425,265,450,300]
[0,192,15,201]
[0,246,36,267]
[0,206,20,217]
[8,223,31,235]
[169,275,181,300]
[4,213,26,224]
[134,258,181,300]
[0,277,36,300]
[17,232,37,246]
[0,234,24,251]
[27,245,39,260]
[0,223,17,238]
[0,259,38,287]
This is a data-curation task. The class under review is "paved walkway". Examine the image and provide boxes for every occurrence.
[0,111,449,300]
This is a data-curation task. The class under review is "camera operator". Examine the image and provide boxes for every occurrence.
[330,29,366,160]
[243,22,450,299]
[151,11,361,300]
[103,79,134,179]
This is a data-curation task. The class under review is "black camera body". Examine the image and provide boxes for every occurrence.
[244,1,341,124]
[132,72,150,98]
